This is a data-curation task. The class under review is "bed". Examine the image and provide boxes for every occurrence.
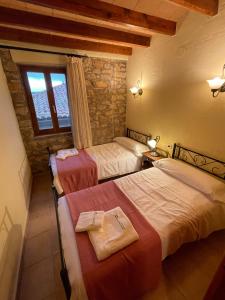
[52,144,225,300]
[49,128,150,195]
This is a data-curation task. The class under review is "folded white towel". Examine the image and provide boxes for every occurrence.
[88,207,139,261]
[75,211,105,232]
[56,148,78,160]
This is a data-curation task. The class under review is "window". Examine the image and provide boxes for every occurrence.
[20,66,71,136]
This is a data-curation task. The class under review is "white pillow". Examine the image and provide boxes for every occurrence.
[153,158,225,201]
[113,136,149,157]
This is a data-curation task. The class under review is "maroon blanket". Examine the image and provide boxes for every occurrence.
[56,150,98,194]
[66,181,162,300]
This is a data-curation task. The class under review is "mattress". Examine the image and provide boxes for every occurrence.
[51,142,142,194]
[58,167,225,300]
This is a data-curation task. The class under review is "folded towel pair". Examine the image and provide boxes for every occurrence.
[56,148,78,160]
[89,207,139,261]
[75,211,104,232]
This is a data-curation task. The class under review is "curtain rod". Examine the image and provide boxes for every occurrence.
[0,44,88,58]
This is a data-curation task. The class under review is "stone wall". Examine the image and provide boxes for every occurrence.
[83,58,127,145]
[0,50,127,173]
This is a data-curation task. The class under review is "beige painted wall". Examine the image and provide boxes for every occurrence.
[127,1,225,161]
[0,60,32,300]
[7,43,128,63]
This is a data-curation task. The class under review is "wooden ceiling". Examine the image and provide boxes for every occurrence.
[0,0,219,56]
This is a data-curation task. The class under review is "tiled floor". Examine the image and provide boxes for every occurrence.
[17,172,225,300]
[17,173,66,300]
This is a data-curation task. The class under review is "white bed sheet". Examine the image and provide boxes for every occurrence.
[58,167,225,300]
[51,142,141,194]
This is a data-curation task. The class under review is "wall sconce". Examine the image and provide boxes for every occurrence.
[147,136,160,157]
[207,64,225,97]
[129,80,143,97]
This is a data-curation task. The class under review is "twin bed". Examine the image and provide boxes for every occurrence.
[49,128,150,195]
[49,133,225,300]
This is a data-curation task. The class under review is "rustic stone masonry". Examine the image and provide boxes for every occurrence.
[84,58,127,145]
[0,49,73,173]
[0,50,127,173]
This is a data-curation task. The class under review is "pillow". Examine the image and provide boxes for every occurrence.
[153,158,225,201]
[113,136,149,157]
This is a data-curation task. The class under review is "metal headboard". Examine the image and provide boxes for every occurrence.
[127,128,151,145]
[172,143,225,180]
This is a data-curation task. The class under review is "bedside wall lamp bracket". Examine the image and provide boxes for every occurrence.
[129,80,143,97]
[207,64,225,97]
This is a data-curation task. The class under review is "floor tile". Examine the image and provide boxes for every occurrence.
[42,293,58,300]
[22,231,52,268]
[142,268,186,300]
[53,253,67,300]
[29,197,53,219]
[49,226,60,255]
[162,233,225,300]
[55,288,67,300]
[19,257,55,300]
[53,252,63,288]
[25,211,55,239]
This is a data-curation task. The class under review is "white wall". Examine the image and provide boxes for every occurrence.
[0,60,32,300]
[127,0,225,160]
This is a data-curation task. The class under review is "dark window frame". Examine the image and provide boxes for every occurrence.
[20,65,71,136]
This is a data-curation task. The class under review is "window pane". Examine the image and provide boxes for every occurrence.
[27,72,53,130]
[50,73,71,128]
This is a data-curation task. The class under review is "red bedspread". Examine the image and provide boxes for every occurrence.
[56,150,98,194]
[66,181,162,300]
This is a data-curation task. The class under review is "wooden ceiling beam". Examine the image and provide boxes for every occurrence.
[0,7,150,47]
[167,0,219,16]
[0,26,132,55]
[18,0,176,36]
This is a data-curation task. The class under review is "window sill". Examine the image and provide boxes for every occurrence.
[33,131,72,140]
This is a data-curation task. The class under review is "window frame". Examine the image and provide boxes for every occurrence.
[20,65,71,136]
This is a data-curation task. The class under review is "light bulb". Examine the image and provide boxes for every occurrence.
[207,77,225,89]
[129,86,139,95]
[147,139,157,149]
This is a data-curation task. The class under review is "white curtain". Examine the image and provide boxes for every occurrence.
[67,57,92,149]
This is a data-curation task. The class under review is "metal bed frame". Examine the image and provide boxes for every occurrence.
[52,142,225,299]
[52,186,71,299]
[172,143,225,180]
[126,128,150,145]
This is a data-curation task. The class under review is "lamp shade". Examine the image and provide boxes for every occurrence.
[207,77,225,90]
[129,86,139,95]
[147,139,157,149]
